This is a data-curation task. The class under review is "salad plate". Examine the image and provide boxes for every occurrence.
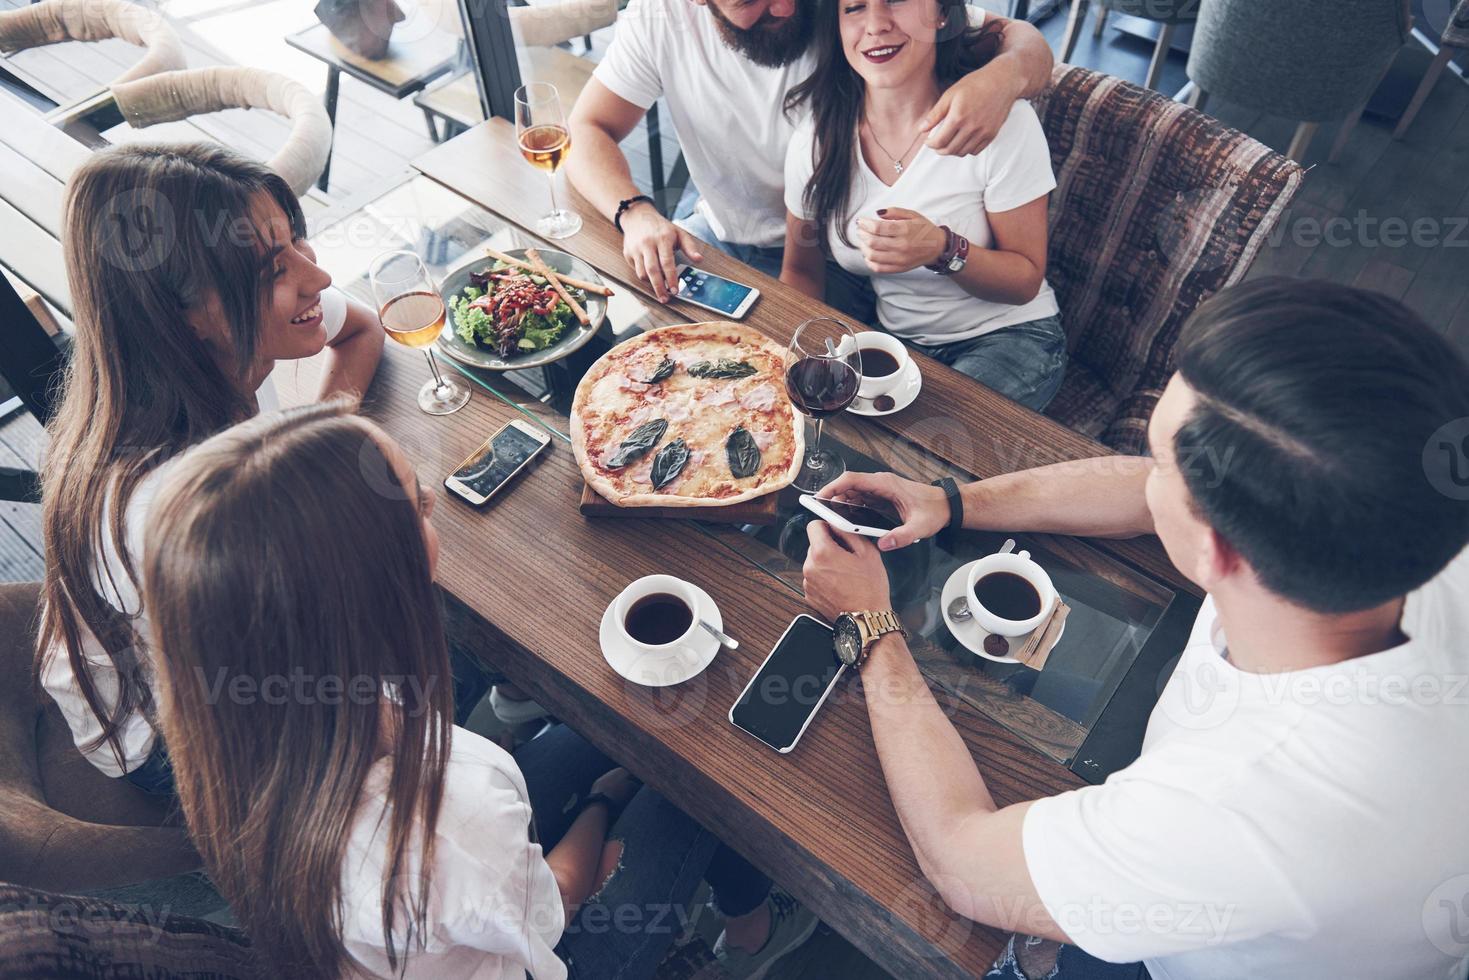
[437,248,608,372]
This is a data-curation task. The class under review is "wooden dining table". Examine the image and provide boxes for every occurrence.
[280,118,1204,978]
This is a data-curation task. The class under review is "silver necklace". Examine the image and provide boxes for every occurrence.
[863,118,923,175]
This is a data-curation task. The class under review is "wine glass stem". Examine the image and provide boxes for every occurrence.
[424,347,448,393]
[547,171,560,216]
[807,416,825,466]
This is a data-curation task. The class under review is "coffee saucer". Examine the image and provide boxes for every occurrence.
[941,560,1065,665]
[600,583,721,687]
[848,358,922,417]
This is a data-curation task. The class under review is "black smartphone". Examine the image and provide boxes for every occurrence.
[443,420,551,506]
[729,615,844,754]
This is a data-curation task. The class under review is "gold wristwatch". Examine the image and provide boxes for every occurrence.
[832,610,906,668]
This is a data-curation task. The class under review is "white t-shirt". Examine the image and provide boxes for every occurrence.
[39,287,349,776]
[1022,547,1469,980]
[784,102,1058,346]
[341,728,566,980]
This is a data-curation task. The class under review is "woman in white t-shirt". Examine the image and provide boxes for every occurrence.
[36,142,385,788]
[142,402,800,979]
[780,0,1065,412]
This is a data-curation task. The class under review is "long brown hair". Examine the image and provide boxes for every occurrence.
[39,142,306,769]
[785,0,1002,250]
[143,400,452,979]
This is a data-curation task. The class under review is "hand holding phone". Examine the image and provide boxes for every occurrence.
[444,420,551,506]
[729,615,843,753]
[675,265,759,319]
[799,494,900,538]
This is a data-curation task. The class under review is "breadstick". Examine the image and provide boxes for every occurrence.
[483,246,612,296]
[525,248,590,325]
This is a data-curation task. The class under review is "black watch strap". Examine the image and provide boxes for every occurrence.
[576,792,617,819]
[613,194,656,233]
[931,477,963,531]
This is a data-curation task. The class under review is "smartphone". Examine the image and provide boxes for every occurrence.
[729,615,845,754]
[799,494,900,538]
[443,419,551,506]
[674,265,760,319]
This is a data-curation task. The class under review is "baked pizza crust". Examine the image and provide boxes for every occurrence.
[571,322,804,507]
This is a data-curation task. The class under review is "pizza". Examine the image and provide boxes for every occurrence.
[571,322,804,507]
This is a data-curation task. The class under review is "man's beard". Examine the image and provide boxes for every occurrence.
[706,0,814,68]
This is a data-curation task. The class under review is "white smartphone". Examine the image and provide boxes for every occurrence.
[799,494,901,538]
[729,615,845,754]
[443,419,551,506]
[674,265,760,319]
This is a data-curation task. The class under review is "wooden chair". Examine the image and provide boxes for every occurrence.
[1184,0,1411,163]
[1393,0,1469,140]
[1034,66,1304,454]
[0,583,200,894]
[0,882,254,979]
[1058,0,1198,91]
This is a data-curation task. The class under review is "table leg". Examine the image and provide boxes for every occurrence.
[1012,0,1030,21]
[422,107,442,144]
[318,65,341,193]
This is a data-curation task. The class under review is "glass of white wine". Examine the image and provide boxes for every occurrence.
[515,81,581,240]
[369,250,470,416]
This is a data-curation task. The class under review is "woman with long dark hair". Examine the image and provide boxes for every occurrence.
[781,0,1066,412]
[144,401,811,979]
[37,142,385,790]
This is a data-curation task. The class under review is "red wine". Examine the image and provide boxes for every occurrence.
[785,358,859,418]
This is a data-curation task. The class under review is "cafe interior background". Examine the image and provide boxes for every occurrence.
[1,0,1466,976]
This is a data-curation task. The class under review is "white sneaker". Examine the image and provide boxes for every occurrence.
[488,686,551,725]
[712,888,819,980]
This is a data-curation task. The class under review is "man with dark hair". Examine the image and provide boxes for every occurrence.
[565,0,1054,307]
[802,278,1469,978]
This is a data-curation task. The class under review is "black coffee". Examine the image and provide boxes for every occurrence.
[972,572,1041,622]
[860,348,901,378]
[625,592,694,645]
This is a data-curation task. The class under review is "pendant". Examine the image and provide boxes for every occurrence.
[894,161,904,174]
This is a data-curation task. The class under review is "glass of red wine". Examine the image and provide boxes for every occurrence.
[786,316,862,492]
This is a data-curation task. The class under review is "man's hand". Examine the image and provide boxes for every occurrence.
[803,521,891,621]
[823,471,949,551]
[620,204,705,303]
[855,208,948,275]
[921,61,1021,157]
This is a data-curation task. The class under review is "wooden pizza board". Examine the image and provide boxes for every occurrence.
[579,482,780,524]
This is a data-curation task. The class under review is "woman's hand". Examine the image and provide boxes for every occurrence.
[854,208,948,275]
[590,767,640,810]
[822,471,950,551]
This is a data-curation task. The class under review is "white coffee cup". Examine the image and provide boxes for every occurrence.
[963,550,1057,637]
[611,574,702,658]
[854,331,910,400]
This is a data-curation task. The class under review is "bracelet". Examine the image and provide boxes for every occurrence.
[613,195,656,234]
[931,477,964,531]
[575,792,617,819]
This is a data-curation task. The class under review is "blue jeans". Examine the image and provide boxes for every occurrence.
[985,936,1148,979]
[676,206,878,327]
[909,312,1068,413]
[515,725,771,980]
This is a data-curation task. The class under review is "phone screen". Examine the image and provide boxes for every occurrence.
[450,425,545,499]
[677,268,754,315]
[814,498,900,531]
[731,616,842,751]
